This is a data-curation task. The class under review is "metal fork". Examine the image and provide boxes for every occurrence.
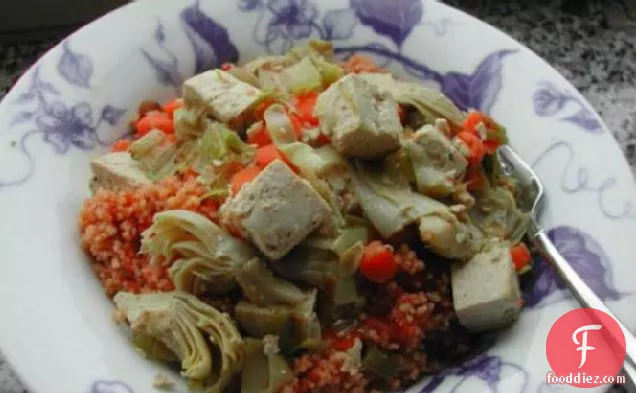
[497,145,636,385]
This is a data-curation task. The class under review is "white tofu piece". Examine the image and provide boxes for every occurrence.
[406,125,468,197]
[451,239,522,332]
[182,69,262,124]
[90,152,151,192]
[313,74,401,159]
[219,160,332,260]
[356,72,399,96]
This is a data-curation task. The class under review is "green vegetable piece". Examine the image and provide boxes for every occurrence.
[235,302,294,339]
[181,123,255,188]
[141,210,257,295]
[404,125,468,198]
[132,332,179,362]
[395,82,466,128]
[350,160,446,238]
[362,347,401,379]
[236,258,308,306]
[241,338,293,393]
[279,57,323,93]
[174,107,206,141]
[114,291,244,393]
[130,129,178,181]
[274,245,340,289]
[469,187,530,243]
[418,210,484,260]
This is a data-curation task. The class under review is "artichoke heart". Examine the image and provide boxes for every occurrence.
[404,125,468,198]
[394,82,466,128]
[350,160,447,238]
[113,291,244,393]
[235,290,322,351]
[418,209,484,260]
[469,186,530,243]
[274,245,340,289]
[141,210,257,295]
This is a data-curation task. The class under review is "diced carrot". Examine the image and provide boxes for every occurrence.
[162,99,183,118]
[255,144,282,168]
[359,241,398,283]
[230,165,262,195]
[510,243,532,272]
[316,132,331,146]
[455,131,486,166]
[111,139,131,152]
[247,124,273,147]
[483,139,500,154]
[333,336,357,351]
[135,113,175,136]
[200,199,220,216]
[464,110,486,135]
[294,92,320,127]
[465,165,488,192]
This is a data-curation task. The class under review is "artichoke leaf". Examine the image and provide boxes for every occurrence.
[141,210,257,295]
[130,129,178,181]
[469,186,530,243]
[236,292,322,351]
[395,82,466,128]
[236,258,308,306]
[235,302,294,339]
[241,338,293,393]
[350,160,447,238]
[418,210,485,260]
[362,346,401,379]
[403,125,468,198]
[114,291,243,393]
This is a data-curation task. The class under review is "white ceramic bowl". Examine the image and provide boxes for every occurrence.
[1,1,635,393]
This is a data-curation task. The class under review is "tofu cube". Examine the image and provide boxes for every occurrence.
[313,74,401,159]
[90,152,151,193]
[182,70,262,126]
[451,239,522,332]
[219,160,332,260]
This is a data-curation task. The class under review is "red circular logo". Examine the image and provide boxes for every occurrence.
[546,308,626,388]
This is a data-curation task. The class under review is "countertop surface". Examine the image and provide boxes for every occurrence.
[0,0,635,392]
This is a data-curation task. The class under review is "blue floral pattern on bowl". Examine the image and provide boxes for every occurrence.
[523,225,627,309]
[89,380,134,393]
[143,0,239,89]
[533,81,602,133]
[240,0,517,113]
[2,48,126,190]
[419,353,528,393]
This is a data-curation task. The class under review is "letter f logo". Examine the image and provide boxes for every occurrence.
[572,324,603,368]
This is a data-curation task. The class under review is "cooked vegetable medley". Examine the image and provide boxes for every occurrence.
[79,40,532,393]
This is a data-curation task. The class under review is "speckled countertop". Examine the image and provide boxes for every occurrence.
[0,0,635,392]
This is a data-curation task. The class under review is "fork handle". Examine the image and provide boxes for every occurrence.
[534,230,636,381]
